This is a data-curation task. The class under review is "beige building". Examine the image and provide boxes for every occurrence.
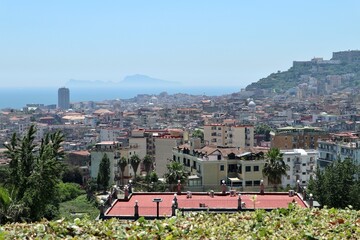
[155,136,183,177]
[172,141,268,191]
[204,124,254,148]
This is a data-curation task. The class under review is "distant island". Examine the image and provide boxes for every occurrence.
[66,74,179,88]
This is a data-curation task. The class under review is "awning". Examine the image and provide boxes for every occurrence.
[236,152,251,158]
[188,175,201,180]
[228,177,242,183]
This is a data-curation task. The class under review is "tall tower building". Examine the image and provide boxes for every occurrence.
[58,87,70,110]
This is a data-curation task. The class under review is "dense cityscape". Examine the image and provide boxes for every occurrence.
[1,1,360,238]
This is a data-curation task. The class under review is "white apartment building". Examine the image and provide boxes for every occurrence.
[281,149,318,187]
[100,128,127,142]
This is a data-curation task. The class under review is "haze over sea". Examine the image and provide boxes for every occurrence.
[0,86,242,110]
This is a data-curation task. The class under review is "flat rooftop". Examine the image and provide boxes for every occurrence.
[105,192,307,219]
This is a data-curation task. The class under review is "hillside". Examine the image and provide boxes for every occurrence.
[245,50,360,94]
[1,207,359,239]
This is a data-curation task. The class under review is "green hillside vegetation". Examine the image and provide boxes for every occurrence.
[246,61,360,93]
[1,207,359,239]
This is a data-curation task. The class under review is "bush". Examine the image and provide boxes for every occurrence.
[1,207,359,239]
[57,182,84,202]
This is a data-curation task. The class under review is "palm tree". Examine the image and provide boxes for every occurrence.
[118,156,128,186]
[262,148,289,191]
[142,155,153,176]
[164,161,188,191]
[130,154,141,180]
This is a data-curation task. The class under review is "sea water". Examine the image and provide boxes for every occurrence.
[0,85,243,109]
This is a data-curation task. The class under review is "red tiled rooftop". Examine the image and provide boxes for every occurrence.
[106,192,307,218]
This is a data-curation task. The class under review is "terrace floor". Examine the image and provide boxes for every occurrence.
[105,192,307,218]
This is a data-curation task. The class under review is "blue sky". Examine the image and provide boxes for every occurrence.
[0,1,359,88]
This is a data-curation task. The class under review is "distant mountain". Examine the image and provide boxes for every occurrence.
[245,50,360,94]
[66,74,179,88]
[121,74,178,87]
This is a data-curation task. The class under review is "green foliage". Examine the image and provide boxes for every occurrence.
[118,156,128,186]
[255,123,273,141]
[57,182,84,202]
[164,161,188,185]
[191,129,204,141]
[3,125,65,222]
[263,148,289,190]
[58,194,99,221]
[1,208,359,239]
[97,154,110,192]
[308,158,360,210]
[142,155,153,175]
[62,166,83,185]
[129,154,141,180]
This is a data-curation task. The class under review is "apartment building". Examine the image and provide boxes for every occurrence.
[90,141,144,186]
[318,132,360,167]
[270,126,327,150]
[204,124,254,148]
[172,140,267,191]
[281,149,318,187]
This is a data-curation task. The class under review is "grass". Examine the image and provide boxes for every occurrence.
[58,194,99,221]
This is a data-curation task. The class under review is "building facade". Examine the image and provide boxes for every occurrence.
[318,132,360,167]
[204,124,254,148]
[281,149,318,187]
[58,87,70,110]
[270,126,327,150]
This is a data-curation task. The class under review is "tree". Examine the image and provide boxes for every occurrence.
[142,155,153,176]
[262,148,289,191]
[4,125,65,221]
[130,154,141,180]
[164,161,188,189]
[118,156,128,186]
[97,153,110,193]
[307,158,360,209]
[62,166,83,185]
[191,129,204,142]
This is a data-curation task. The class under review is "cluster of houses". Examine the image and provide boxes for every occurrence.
[1,76,360,193]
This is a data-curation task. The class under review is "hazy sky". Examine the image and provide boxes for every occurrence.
[0,1,359,88]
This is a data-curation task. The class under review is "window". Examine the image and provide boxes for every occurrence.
[287,175,290,180]
[302,163,306,166]
[254,166,259,172]
[302,172,306,175]
[253,180,261,186]
[245,181,252,186]
[245,166,251,172]
[220,165,225,171]
[217,155,221,160]
[287,158,290,162]
[173,155,176,161]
